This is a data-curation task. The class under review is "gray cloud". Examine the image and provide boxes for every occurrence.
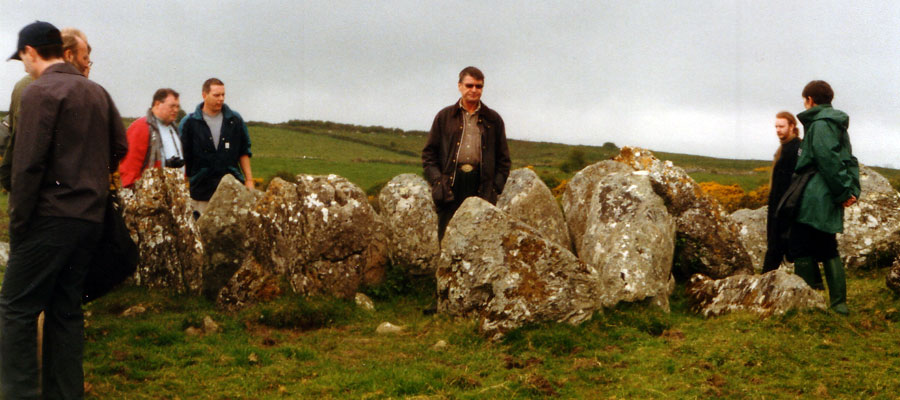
[2,0,898,167]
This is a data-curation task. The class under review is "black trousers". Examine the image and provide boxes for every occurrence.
[437,166,481,240]
[789,221,839,261]
[0,217,102,400]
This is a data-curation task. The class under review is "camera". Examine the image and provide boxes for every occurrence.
[165,156,185,168]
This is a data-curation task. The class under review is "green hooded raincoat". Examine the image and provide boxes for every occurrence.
[795,104,860,234]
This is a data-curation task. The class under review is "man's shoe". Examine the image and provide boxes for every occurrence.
[823,257,849,315]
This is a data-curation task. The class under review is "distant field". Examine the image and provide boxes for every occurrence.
[0,118,897,242]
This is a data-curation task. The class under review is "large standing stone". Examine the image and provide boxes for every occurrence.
[123,168,204,294]
[613,147,752,279]
[686,270,826,317]
[217,175,388,309]
[376,174,440,274]
[437,197,601,341]
[561,160,633,256]
[497,168,571,250]
[729,206,769,272]
[580,171,676,310]
[196,174,263,300]
[839,165,900,269]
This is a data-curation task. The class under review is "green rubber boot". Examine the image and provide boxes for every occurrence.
[793,257,825,290]
[823,257,849,315]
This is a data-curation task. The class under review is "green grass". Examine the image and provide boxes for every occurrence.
[2,118,900,397]
[73,270,900,398]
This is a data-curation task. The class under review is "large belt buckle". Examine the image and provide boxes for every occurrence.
[460,164,474,173]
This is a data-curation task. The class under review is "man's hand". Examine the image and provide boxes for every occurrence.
[245,179,255,190]
[842,195,857,208]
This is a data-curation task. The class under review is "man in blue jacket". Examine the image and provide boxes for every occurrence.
[791,80,860,315]
[179,78,254,216]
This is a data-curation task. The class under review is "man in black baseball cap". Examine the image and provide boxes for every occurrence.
[8,21,62,61]
[0,20,128,398]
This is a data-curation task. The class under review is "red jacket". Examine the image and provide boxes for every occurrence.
[118,116,159,188]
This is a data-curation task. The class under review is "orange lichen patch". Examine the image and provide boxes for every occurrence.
[501,232,549,302]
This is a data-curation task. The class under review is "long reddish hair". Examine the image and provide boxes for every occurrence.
[774,111,799,162]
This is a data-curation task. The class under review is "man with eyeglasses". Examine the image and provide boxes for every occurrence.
[61,28,92,77]
[422,66,511,240]
[1,21,127,398]
[119,88,185,188]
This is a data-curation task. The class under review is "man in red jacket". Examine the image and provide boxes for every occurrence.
[119,88,184,188]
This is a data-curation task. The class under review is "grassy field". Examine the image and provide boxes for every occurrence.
[1,119,900,398]
[76,270,900,398]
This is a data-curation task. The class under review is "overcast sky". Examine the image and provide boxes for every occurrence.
[2,1,898,167]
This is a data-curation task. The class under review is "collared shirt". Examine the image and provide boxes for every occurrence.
[457,100,482,165]
[156,120,185,174]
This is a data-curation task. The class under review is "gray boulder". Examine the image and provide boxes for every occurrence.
[580,171,676,310]
[497,168,571,250]
[686,270,826,317]
[217,174,388,309]
[886,255,900,294]
[196,174,263,300]
[614,147,752,279]
[839,165,900,269]
[729,206,769,272]
[561,160,633,256]
[376,173,440,274]
[437,197,601,341]
[122,167,204,295]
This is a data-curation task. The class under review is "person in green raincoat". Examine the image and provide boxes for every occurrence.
[790,80,860,315]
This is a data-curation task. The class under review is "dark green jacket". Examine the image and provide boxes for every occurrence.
[178,103,252,201]
[795,104,860,233]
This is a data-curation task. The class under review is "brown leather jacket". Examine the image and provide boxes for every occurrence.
[422,101,511,205]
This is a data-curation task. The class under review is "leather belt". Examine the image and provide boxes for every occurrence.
[459,163,475,173]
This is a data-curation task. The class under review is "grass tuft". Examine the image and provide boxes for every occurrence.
[247,294,355,330]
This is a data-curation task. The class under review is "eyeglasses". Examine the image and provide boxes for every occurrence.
[464,83,483,89]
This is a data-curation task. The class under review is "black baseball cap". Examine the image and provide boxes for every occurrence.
[9,21,62,61]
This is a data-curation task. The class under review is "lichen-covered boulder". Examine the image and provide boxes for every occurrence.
[686,270,826,317]
[196,174,263,300]
[614,147,752,279]
[437,197,601,341]
[376,174,440,274]
[839,165,900,269]
[580,171,676,310]
[217,174,388,309]
[123,167,204,294]
[497,168,571,250]
[729,206,769,272]
[562,160,633,255]
[886,255,900,294]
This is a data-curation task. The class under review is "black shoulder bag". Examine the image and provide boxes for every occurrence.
[773,165,817,242]
[82,184,140,303]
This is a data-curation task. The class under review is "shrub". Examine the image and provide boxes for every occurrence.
[559,149,588,173]
[699,181,744,212]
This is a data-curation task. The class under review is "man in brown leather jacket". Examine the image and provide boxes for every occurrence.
[422,66,511,239]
